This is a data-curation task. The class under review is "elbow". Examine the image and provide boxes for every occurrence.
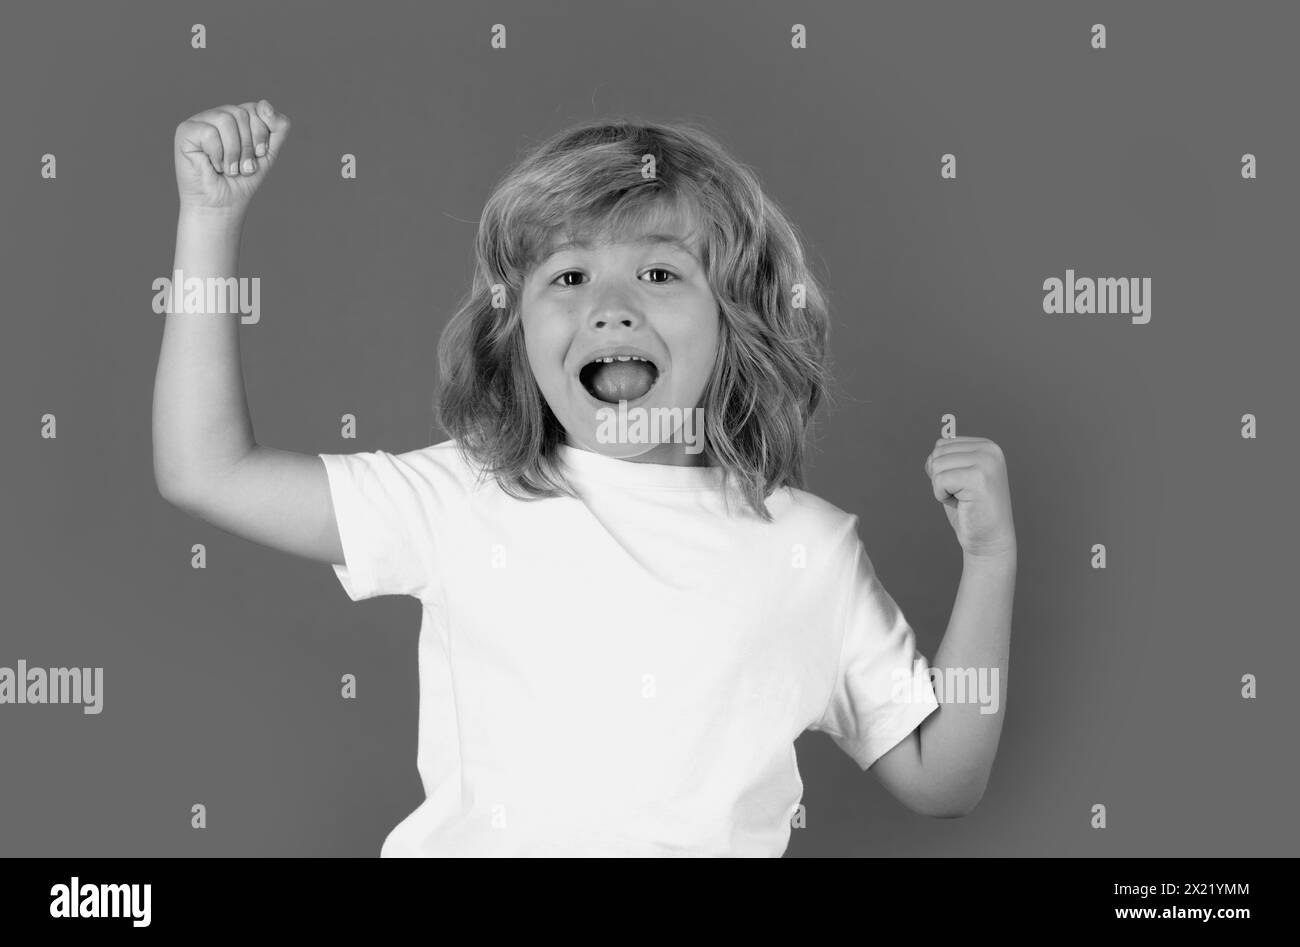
[154,459,187,508]
[922,794,981,819]
[153,444,252,512]
[153,448,229,515]
[156,474,196,513]
[913,780,987,819]
[154,463,207,515]
[154,448,186,505]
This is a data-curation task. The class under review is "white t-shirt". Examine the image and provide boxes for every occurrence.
[318,440,939,857]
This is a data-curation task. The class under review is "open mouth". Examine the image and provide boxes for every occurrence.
[578,354,661,404]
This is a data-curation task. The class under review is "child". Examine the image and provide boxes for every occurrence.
[154,99,1018,857]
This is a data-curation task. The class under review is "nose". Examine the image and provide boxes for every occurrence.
[588,282,643,331]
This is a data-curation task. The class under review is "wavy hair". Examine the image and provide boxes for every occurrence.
[435,118,831,521]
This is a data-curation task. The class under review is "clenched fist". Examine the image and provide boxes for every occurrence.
[924,435,1017,561]
[173,100,291,215]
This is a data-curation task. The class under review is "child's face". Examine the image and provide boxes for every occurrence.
[519,227,720,464]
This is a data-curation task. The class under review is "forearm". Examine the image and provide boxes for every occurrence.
[152,209,257,497]
[917,550,1016,809]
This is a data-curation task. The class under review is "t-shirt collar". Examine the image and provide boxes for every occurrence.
[556,443,724,490]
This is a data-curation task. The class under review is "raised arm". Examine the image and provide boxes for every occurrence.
[152,100,343,565]
[870,436,1017,817]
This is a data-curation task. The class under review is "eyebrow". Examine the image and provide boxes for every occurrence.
[543,233,699,262]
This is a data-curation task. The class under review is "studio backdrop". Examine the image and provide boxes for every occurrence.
[1,0,1295,856]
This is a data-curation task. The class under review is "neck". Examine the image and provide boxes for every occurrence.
[564,438,712,467]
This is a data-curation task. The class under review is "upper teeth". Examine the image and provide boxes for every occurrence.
[590,355,650,364]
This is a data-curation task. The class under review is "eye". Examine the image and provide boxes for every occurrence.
[549,268,679,288]
[552,270,585,288]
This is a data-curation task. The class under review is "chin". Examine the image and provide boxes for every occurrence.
[566,423,652,459]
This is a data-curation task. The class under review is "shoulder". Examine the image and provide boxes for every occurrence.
[321,439,496,503]
[768,484,859,537]
[380,438,505,498]
[391,438,481,477]
[762,485,865,565]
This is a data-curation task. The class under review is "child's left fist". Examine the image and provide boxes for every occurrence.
[924,435,1016,560]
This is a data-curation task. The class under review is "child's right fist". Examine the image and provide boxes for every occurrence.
[173,100,290,216]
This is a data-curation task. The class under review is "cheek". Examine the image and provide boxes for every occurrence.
[527,346,573,409]
[682,310,720,381]
[520,315,557,371]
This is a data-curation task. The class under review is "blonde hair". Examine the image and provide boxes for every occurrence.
[435,118,831,521]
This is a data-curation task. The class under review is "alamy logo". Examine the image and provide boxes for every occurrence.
[50,877,151,927]
[1043,268,1150,324]
[152,268,261,324]
[595,403,706,454]
[892,666,1001,715]
[0,660,103,714]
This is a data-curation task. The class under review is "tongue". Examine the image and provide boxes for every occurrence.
[589,361,656,403]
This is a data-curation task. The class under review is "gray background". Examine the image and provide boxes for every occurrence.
[1,0,1296,856]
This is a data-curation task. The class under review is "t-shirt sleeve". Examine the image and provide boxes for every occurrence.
[317,449,443,602]
[811,525,940,770]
